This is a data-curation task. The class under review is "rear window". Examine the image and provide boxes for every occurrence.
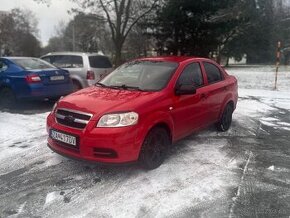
[12,58,56,70]
[49,55,84,68]
[89,56,112,68]
[203,62,223,84]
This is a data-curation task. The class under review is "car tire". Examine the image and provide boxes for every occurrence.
[0,87,16,109]
[72,80,82,91]
[216,103,233,132]
[139,127,170,170]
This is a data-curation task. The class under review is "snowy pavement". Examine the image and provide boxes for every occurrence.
[1,65,290,217]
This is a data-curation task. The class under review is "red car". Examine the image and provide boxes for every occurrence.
[47,56,238,169]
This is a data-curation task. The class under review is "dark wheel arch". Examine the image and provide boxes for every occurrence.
[153,123,172,143]
[0,86,16,109]
[139,125,171,170]
[72,79,83,91]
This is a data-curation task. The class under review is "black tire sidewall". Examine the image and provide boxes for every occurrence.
[139,127,170,170]
[0,88,16,109]
[217,104,233,132]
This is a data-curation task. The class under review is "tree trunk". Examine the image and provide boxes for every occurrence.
[114,43,123,67]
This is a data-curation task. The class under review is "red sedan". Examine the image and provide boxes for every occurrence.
[47,56,238,169]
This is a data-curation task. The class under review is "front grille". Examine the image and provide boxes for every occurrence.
[57,109,91,120]
[55,108,92,129]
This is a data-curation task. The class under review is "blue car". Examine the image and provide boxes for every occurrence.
[0,57,74,108]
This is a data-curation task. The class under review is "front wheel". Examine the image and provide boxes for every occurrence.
[216,104,233,132]
[139,127,170,170]
[0,88,16,109]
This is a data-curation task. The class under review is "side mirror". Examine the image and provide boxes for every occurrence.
[175,84,196,95]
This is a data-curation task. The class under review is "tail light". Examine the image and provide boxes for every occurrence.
[26,74,41,83]
[86,71,95,80]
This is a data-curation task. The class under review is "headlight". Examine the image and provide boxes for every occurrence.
[97,112,139,127]
[52,102,57,113]
[52,97,63,113]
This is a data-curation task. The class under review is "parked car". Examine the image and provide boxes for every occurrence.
[46,56,238,169]
[0,57,73,108]
[41,52,113,91]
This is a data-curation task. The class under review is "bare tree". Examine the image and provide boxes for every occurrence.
[35,0,158,65]
[73,0,158,66]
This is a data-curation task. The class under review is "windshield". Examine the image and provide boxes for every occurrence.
[12,58,56,70]
[99,61,178,91]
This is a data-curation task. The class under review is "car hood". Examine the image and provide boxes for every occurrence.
[57,86,161,119]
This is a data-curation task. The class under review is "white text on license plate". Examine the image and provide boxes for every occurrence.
[51,130,76,146]
[50,75,64,81]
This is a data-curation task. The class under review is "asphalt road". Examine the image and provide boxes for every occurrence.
[0,95,290,218]
[228,105,290,218]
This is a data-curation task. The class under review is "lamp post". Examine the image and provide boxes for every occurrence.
[274,41,281,90]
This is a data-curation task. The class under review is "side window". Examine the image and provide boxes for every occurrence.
[89,56,112,68]
[177,63,203,87]
[0,60,8,72]
[51,55,84,68]
[203,62,223,84]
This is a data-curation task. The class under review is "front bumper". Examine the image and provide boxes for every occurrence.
[46,112,142,163]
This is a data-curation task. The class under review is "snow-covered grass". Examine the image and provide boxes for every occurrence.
[226,65,290,91]
[0,65,290,217]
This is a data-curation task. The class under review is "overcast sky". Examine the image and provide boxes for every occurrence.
[0,0,77,46]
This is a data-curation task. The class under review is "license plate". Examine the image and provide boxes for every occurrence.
[50,75,64,81]
[50,130,76,146]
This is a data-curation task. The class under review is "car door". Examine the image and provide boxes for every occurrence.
[201,61,227,122]
[171,62,208,139]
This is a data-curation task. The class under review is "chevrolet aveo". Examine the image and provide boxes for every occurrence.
[47,56,238,169]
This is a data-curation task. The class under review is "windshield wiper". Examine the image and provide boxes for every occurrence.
[95,82,107,87]
[108,84,144,91]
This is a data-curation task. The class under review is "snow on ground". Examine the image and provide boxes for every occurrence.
[0,65,290,217]
[226,65,290,91]
[43,140,239,218]
[0,112,64,176]
[227,65,290,133]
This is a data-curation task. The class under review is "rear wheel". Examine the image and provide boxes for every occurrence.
[216,103,233,132]
[0,88,16,109]
[139,127,170,170]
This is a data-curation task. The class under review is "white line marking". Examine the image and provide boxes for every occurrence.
[229,151,253,218]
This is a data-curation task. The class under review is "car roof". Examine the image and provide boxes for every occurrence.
[136,56,207,63]
[42,52,106,57]
[2,57,39,60]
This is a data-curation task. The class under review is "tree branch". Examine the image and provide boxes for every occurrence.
[124,0,158,39]
[99,0,116,41]
[121,0,132,36]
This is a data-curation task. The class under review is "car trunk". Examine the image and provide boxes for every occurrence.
[27,68,71,85]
